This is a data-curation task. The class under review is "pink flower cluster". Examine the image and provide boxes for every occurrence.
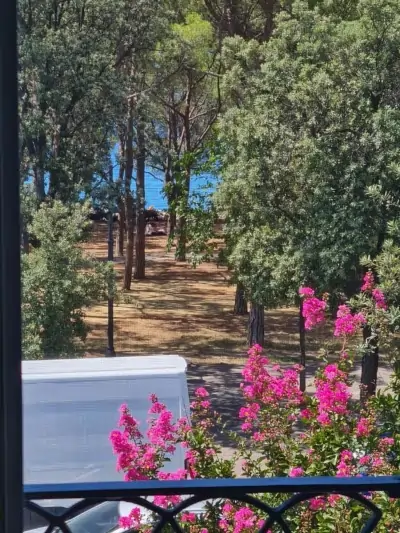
[239,345,303,434]
[336,450,355,477]
[219,502,270,533]
[241,345,303,406]
[110,398,194,528]
[372,288,387,310]
[314,364,351,425]
[334,305,366,337]
[356,417,373,437]
[361,271,387,310]
[110,334,399,530]
[299,287,326,330]
[289,466,304,477]
[361,271,375,292]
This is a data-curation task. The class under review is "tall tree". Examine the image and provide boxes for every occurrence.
[217,0,400,353]
[134,113,146,279]
[147,12,221,261]
[122,97,135,290]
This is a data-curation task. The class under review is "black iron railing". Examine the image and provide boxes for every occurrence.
[24,476,400,533]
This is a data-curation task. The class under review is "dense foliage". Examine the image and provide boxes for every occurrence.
[22,201,114,359]
[217,0,400,310]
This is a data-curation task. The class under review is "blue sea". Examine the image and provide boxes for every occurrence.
[25,144,218,210]
[110,146,217,210]
[141,171,216,210]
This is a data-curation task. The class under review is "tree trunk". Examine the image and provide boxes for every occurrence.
[234,282,248,315]
[176,75,191,262]
[167,210,176,240]
[248,302,265,347]
[299,299,306,392]
[123,193,134,290]
[115,136,126,257]
[116,199,125,257]
[134,118,146,280]
[123,97,134,290]
[165,158,176,240]
[360,325,379,402]
[33,132,46,202]
[176,168,190,261]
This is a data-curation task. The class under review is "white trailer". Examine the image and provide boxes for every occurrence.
[23,355,191,532]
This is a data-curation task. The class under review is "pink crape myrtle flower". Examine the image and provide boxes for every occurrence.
[336,450,354,477]
[299,287,326,330]
[195,387,209,398]
[372,288,387,310]
[299,286,315,298]
[118,507,142,530]
[334,305,366,337]
[303,297,326,330]
[220,504,271,533]
[356,417,373,438]
[309,497,326,511]
[314,363,351,426]
[361,271,375,292]
[289,467,304,478]
[241,345,303,409]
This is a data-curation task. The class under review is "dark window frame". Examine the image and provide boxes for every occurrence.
[0,0,24,532]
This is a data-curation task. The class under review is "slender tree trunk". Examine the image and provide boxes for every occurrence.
[360,325,379,402]
[134,118,146,280]
[33,132,46,202]
[299,299,306,392]
[123,194,134,290]
[176,170,189,262]
[248,302,265,347]
[115,136,126,257]
[234,282,248,315]
[165,159,176,240]
[116,199,125,257]
[21,209,29,254]
[176,75,191,262]
[123,97,134,290]
[167,209,176,239]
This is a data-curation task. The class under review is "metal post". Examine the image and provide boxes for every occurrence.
[105,166,115,357]
[0,0,24,530]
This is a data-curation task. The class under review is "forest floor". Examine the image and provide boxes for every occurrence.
[85,221,331,366]
[84,221,392,390]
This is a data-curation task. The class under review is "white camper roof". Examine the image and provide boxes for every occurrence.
[22,355,187,381]
[22,354,190,492]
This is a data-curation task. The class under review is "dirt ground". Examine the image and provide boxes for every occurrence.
[84,221,332,366]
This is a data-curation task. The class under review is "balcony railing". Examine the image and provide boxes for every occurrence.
[24,476,400,533]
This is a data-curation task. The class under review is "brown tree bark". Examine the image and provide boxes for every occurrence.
[234,282,248,315]
[360,325,379,402]
[176,79,191,262]
[123,97,135,290]
[176,168,190,262]
[165,153,176,239]
[115,136,126,257]
[116,199,125,257]
[134,117,146,279]
[248,302,265,347]
[299,299,306,392]
[33,132,46,202]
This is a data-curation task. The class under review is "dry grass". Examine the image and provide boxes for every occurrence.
[84,222,340,365]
